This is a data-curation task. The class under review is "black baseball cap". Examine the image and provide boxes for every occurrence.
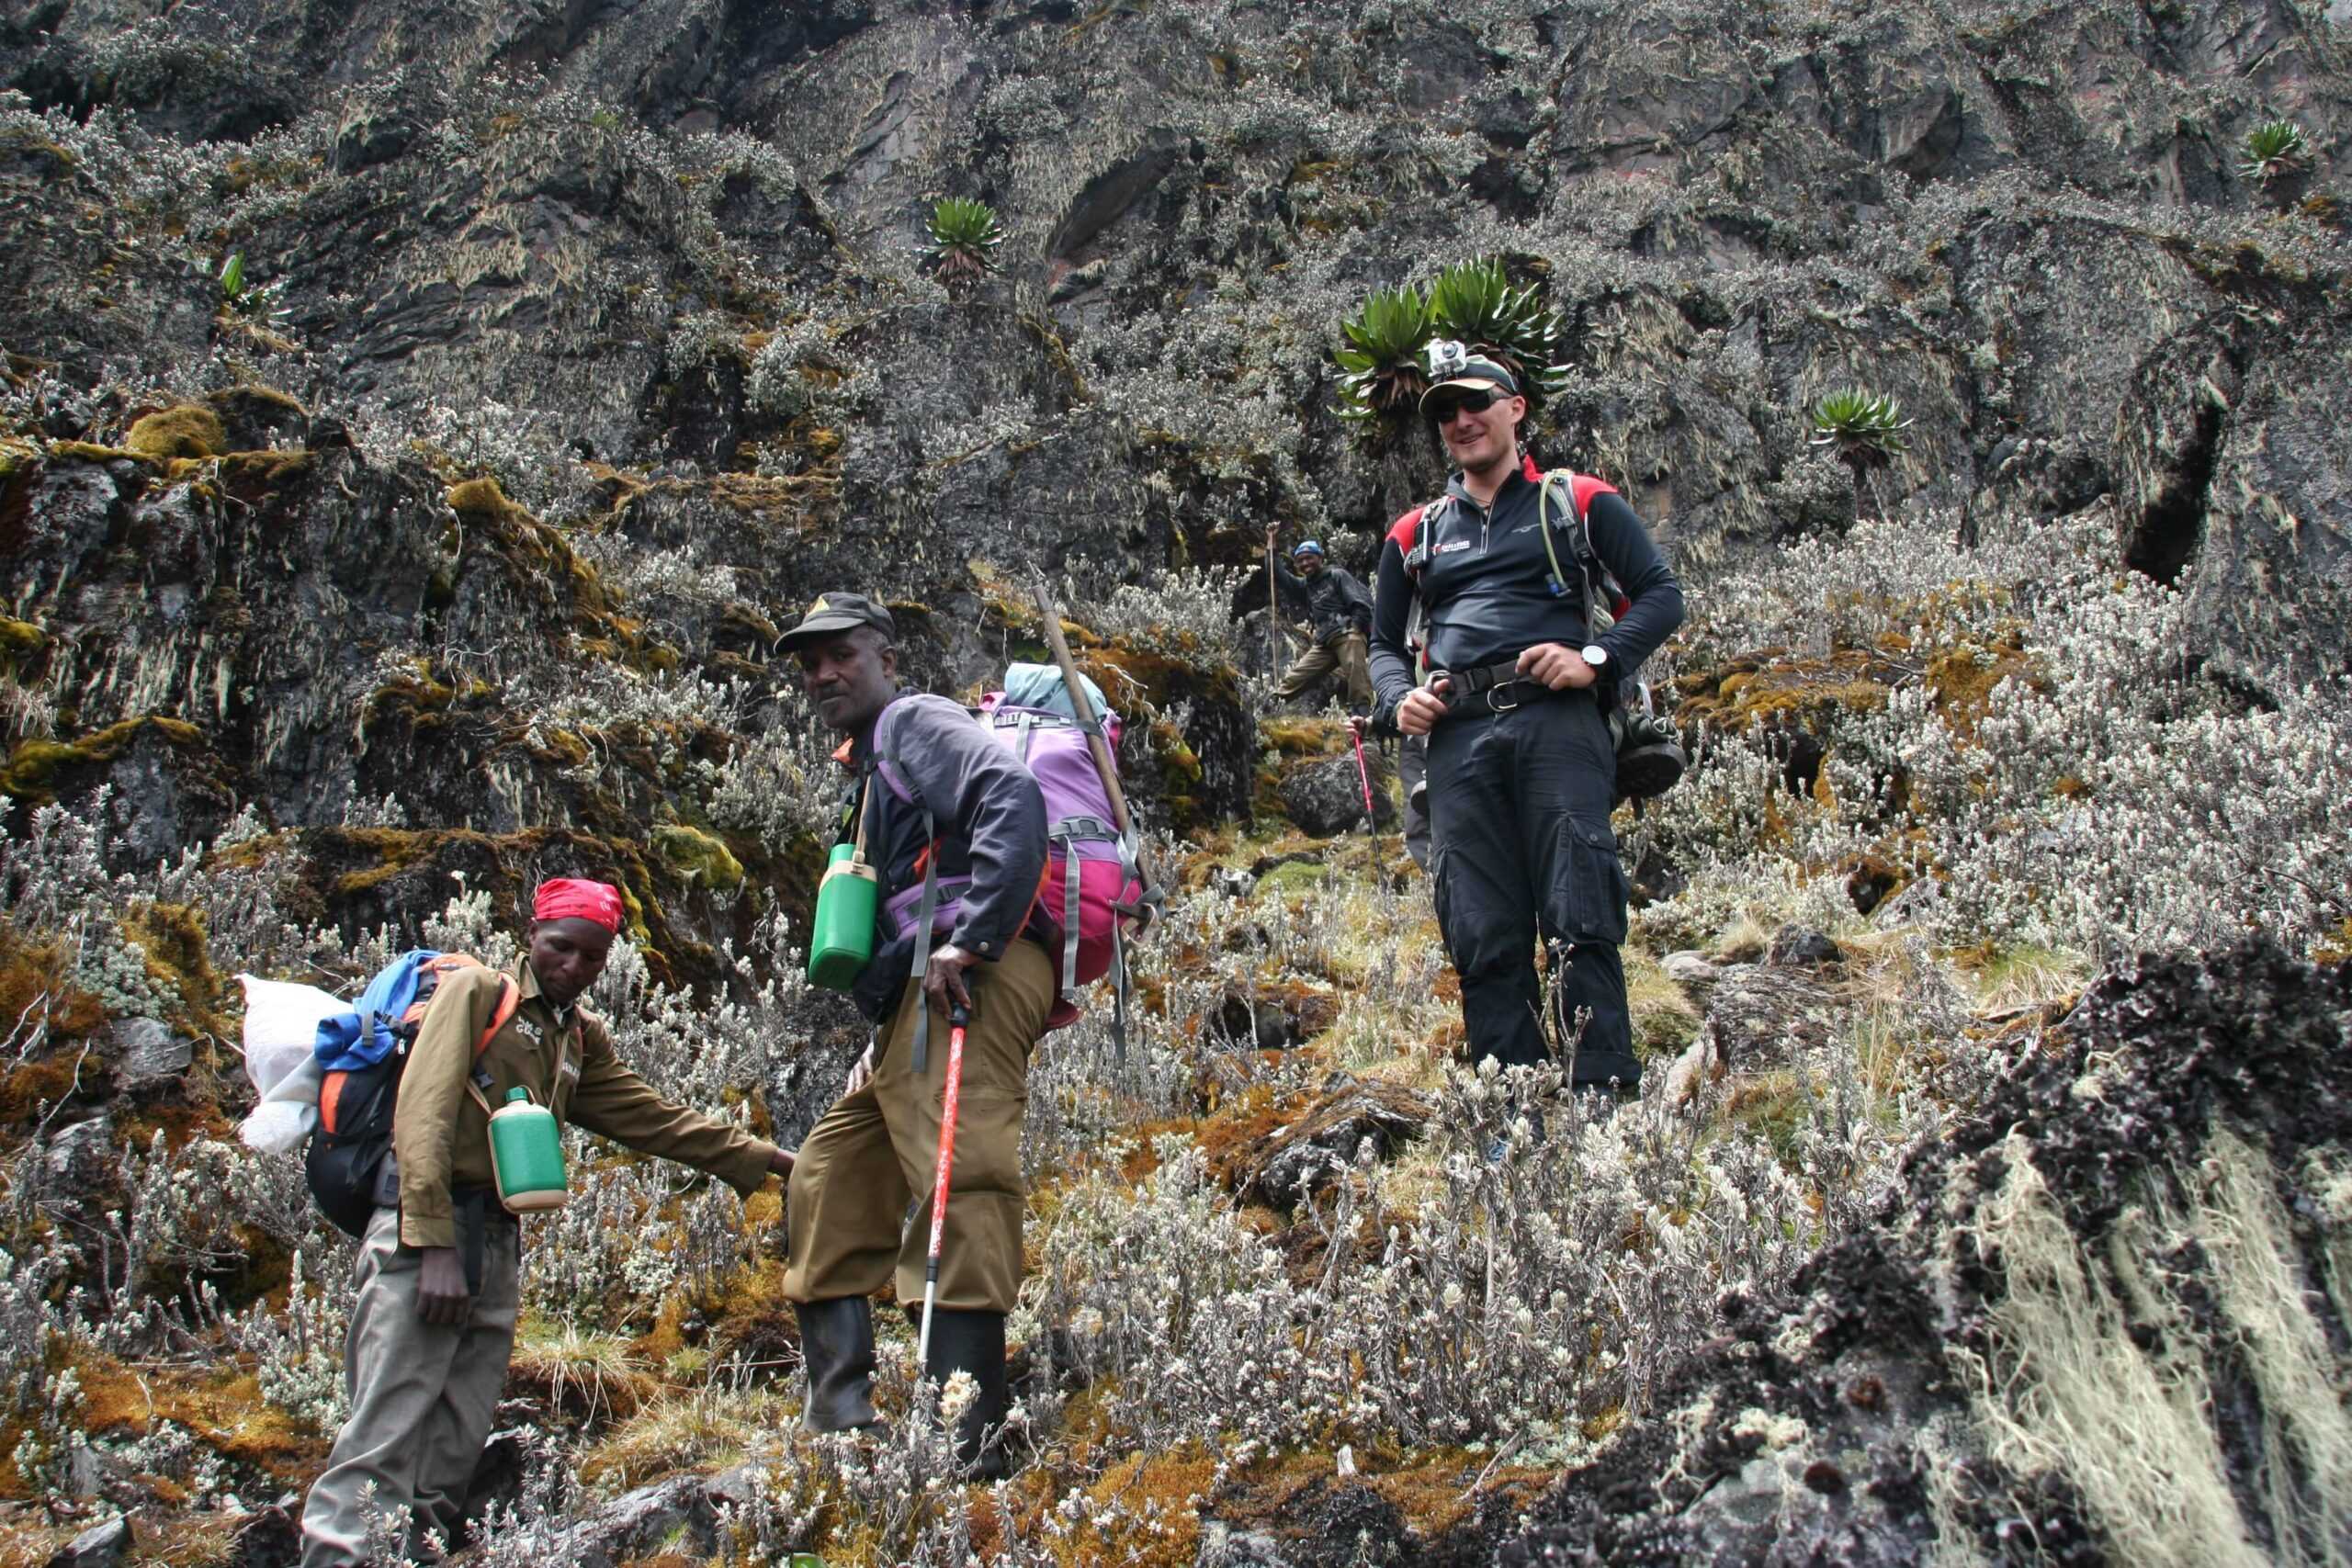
[1419,353,1521,412]
[776,591,897,650]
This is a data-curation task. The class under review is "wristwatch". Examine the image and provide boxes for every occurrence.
[1580,644,1610,670]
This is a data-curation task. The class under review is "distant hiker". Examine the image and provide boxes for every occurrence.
[778,591,1056,1478]
[1266,528,1374,708]
[300,879,789,1568]
[1369,346,1685,1092]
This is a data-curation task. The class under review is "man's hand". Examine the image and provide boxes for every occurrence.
[843,1043,876,1096]
[922,943,983,1018]
[417,1247,470,1325]
[767,1146,796,1178]
[1516,643,1598,691]
[1265,525,1279,554]
[1396,676,1453,736]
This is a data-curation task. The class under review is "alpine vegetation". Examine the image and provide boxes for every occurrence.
[3,0,2349,1563]
[925,197,1007,293]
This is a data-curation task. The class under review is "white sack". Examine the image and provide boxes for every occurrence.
[239,1055,323,1155]
[235,973,345,1156]
[237,973,345,1096]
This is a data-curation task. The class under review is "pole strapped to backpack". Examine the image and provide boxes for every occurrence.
[907,808,942,1074]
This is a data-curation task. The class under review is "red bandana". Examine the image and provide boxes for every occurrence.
[533,878,624,932]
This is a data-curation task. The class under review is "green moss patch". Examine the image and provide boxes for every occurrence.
[125,405,228,461]
[1,716,206,802]
[652,824,746,891]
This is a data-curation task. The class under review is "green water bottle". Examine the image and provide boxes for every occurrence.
[807,841,877,990]
[488,1088,568,1213]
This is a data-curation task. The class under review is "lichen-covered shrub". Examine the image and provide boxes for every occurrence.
[1630,508,2352,961]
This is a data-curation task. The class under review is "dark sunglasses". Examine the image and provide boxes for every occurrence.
[1430,389,1500,422]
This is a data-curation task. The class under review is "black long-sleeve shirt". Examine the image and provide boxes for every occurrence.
[1369,462,1684,714]
[1272,556,1374,645]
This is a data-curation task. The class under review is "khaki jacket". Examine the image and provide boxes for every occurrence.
[391,957,776,1248]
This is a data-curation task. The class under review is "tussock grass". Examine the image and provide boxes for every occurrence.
[1961,1131,2352,1568]
[577,1386,791,1496]
[507,1316,657,1427]
[1625,947,1702,1060]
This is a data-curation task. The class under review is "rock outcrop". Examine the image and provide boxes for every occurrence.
[1497,942,2352,1564]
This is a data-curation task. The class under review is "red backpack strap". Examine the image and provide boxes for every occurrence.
[1386,503,1426,557]
[1568,471,1617,518]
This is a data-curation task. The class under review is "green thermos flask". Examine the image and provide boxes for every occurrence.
[488,1088,569,1213]
[807,841,877,990]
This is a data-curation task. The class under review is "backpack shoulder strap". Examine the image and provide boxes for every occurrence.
[1392,500,1448,593]
[478,974,519,1056]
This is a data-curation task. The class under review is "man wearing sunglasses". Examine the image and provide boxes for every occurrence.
[1366,345,1684,1095]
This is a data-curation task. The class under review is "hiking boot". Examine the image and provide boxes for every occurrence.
[795,1296,876,1431]
[922,1309,1012,1480]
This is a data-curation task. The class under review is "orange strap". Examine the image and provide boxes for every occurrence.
[478,975,519,1056]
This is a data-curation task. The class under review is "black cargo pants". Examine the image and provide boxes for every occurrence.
[1424,685,1639,1088]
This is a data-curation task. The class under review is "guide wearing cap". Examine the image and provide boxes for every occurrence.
[300,878,787,1568]
[772,590,1055,1478]
[1367,344,1686,1091]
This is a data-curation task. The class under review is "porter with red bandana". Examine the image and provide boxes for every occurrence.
[300,878,792,1568]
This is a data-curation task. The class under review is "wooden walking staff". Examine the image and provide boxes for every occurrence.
[1027,584,1160,931]
[1268,536,1283,682]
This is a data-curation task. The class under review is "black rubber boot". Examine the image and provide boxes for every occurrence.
[794,1296,876,1431]
[922,1309,1011,1479]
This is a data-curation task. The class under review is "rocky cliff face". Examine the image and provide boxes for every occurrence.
[6,5,2347,929]
[3,3,2349,1565]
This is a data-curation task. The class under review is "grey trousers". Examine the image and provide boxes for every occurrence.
[300,1206,519,1567]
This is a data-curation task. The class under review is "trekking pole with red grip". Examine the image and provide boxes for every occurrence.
[1350,719,1377,831]
[915,999,971,1373]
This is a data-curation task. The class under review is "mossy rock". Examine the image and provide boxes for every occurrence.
[1,716,206,802]
[125,405,228,462]
[0,618,44,657]
[1258,716,1349,758]
[652,824,746,891]
[46,440,151,466]
[206,383,309,448]
[447,475,526,522]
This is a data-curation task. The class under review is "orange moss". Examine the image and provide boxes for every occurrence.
[1195,1083,1310,1190]
[1056,1447,1218,1567]
[74,1355,328,1478]
[121,899,231,1041]
[446,475,526,522]
[1,715,208,803]
[1924,631,2040,738]
[698,1256,803,1374]
[0,928,110,1049]
[1673,648,1894,734]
